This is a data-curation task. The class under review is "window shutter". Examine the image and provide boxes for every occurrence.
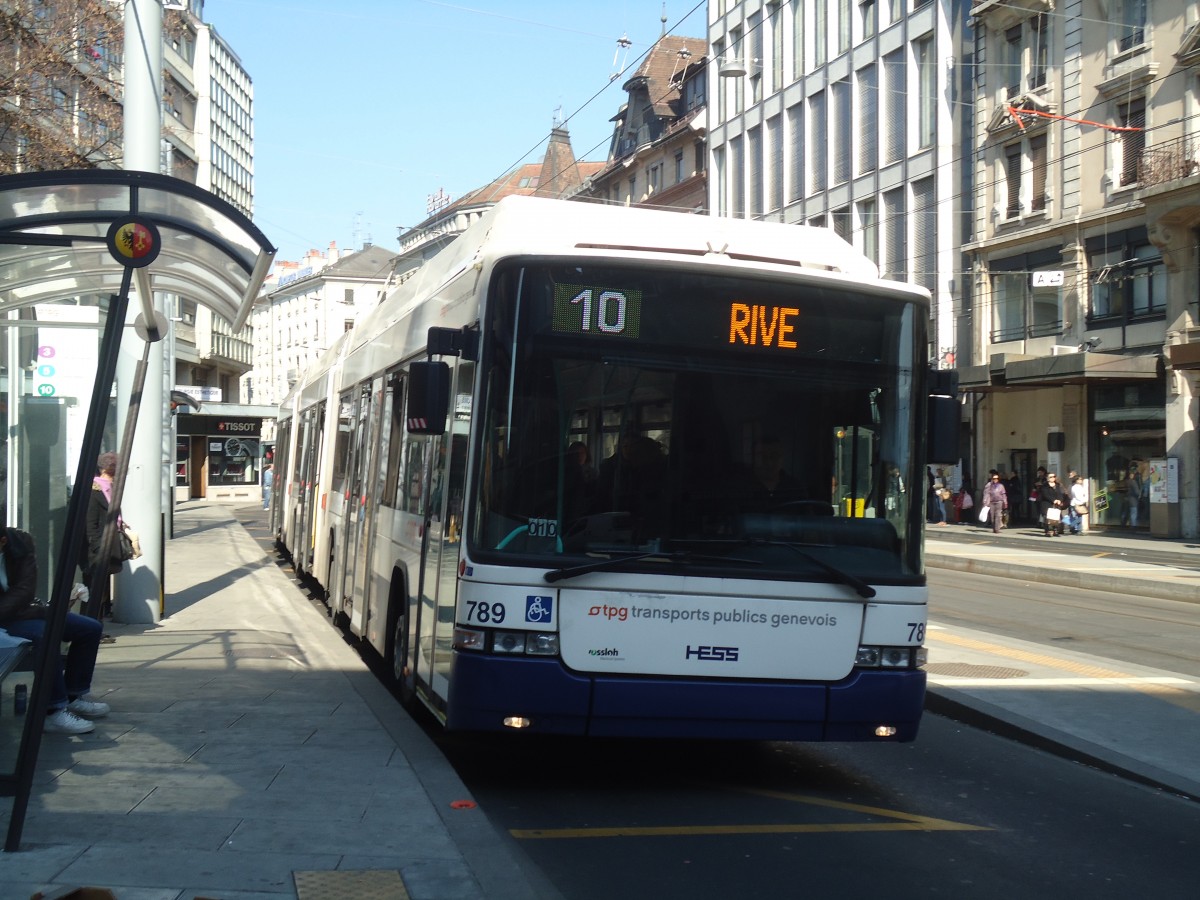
[788,103,805,203]
[858,63,878,175]
[1030,134,1048,211]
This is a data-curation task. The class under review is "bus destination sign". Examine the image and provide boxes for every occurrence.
[552,282,802,352]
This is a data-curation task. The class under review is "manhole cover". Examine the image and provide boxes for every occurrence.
[295,870,410,900]
[924,662,1028,679]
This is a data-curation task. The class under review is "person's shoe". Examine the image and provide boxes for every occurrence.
[67,694,110,718]
[44,709,95,734]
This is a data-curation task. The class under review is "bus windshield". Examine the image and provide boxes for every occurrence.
[470,262,925,583]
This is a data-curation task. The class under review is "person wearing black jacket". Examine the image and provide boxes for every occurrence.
[1037,472,1069,538]
[0,523,110,734]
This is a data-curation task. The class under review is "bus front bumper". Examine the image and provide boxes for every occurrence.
[444,653,926,741]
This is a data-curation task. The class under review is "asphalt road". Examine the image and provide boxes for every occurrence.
[927,565,1200,678]
[432,568,1200,900]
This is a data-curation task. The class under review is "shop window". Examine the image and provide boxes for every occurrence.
[176,439,188,486]
[208,435,260,486]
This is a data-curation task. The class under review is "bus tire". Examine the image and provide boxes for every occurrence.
[386,574,415,707]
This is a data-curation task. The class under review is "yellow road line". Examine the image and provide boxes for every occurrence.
[510,787,989,840]
[512,821,986,839]
[928,631,1132,678]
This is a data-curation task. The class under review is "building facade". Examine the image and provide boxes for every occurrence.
[961,0,1199,538]
[706,0,973,375]
[393,126,605,279]
[248,244,398,410]
[161,0,262,503]
[572,33,709,212]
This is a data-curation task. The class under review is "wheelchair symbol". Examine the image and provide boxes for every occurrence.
[525,595,553,623]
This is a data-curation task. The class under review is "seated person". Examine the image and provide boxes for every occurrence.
[748,436,810,508]
[0,520,110,734]
[595,434,669,540]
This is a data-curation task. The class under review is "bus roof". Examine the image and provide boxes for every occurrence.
[328,197,931,389]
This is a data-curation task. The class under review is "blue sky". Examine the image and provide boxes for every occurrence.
[206,1,708,264]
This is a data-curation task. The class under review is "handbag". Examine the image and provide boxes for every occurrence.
[1074,504,1088,515]
[978,506,990,523]
[960,492,974,510]
[1045,507,1062,522]
[123,525,143,560]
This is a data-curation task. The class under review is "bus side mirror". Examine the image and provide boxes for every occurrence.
[927,368,959,464]
[406,361,450,435]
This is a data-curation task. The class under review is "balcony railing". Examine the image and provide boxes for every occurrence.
[1138,134,1200,189]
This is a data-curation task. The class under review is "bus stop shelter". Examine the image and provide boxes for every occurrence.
[0,169,275,851]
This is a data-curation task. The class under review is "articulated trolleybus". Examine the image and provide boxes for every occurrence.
[277,196,958,741]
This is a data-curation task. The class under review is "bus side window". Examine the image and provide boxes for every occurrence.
[403,442,426,515]
[382,376,404,508]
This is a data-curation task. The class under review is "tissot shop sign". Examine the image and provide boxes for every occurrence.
[176,415,260,436]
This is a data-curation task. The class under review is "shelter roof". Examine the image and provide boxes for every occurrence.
[0,169,275,331]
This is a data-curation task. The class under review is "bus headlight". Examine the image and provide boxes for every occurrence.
[855,645,923,669]
[524,633,559,656]
[880,647,912,668]
[493,631,527,654]
[492,631,559,656]
[855,646,881,667]
[456,627,560,657]
[454,627,486,651]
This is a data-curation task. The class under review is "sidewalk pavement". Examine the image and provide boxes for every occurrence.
[923,520,1200,803]
[925,517,1200,603]
[0,507,1195,899]
[1,502,561,900]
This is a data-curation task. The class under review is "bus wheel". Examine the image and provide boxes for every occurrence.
[391,612,415,707]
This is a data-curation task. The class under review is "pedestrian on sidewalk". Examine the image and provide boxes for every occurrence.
[1068,474,1090,534]
[262,463,274,510]
[954,478,975,525]
[927,468,949,525]
[980,471,1008,533]
[1038,472,1069,537]
[83,451,126,621]
[0,519,110,734]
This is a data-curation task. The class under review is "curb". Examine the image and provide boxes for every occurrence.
[926,552,1200,605]
[925,686,1200,803]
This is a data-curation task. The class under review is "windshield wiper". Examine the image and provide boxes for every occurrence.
[703,538,876,599]
[544,550,761,584]
[761,540,876,598]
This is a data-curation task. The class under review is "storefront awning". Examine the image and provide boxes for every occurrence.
[0,170,275,331]
[958,351,1160,391]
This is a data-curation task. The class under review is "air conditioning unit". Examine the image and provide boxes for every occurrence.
[1050,345,1078,355]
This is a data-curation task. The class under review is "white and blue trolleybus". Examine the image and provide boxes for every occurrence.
[275,196,958,741]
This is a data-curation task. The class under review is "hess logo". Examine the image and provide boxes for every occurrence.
[685,645,739,662]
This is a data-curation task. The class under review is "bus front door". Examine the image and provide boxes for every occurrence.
[415,360,472,704]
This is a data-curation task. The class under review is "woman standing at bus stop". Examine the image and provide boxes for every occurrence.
[82,451,126,621]
[1038,472,1069,537]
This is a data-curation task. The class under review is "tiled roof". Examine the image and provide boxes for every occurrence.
[623,35,708,119]
[416,129,603,226]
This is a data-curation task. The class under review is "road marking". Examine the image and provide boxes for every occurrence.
[929,631,1132,678]
[927,632,1200,710]
[510,789,989,840]
[930,676,1190,688]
